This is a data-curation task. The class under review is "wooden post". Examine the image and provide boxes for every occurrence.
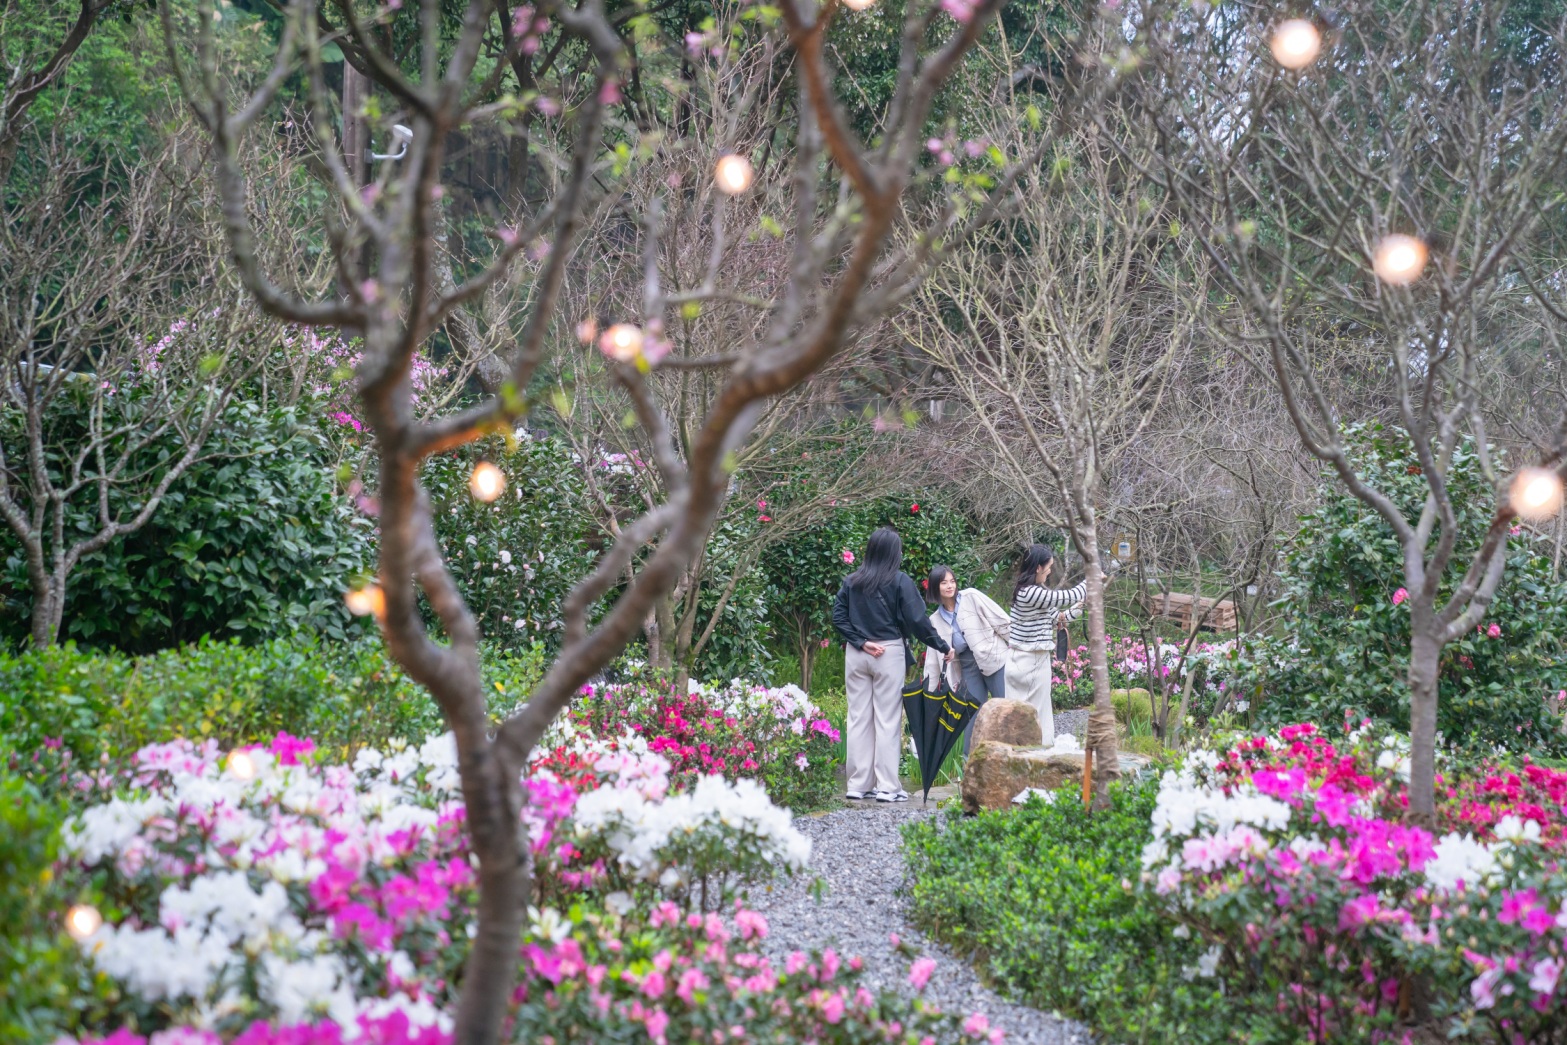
[1082,744,1093,810]
[341,63,368,280]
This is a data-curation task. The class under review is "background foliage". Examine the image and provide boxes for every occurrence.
[1234,425,1567,756]
[1,401,374,653]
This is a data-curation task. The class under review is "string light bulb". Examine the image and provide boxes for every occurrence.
[469,462,506,502]
[599,323,644,362]
[842,0,876,9]
[1372,234,1428,285]
[714,154,755,195]
[344,584,385,618]
[1511,467,1564,521]
[65,904,103,941]
[228,750,257,781]
[1270,19,1322,69]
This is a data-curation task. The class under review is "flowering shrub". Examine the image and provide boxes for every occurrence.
[1142,720,1567,1042]
[420,432,596,654]
[55,725,813,1037]
[548,678,842,812]
[1051,636,1239,726]
[63,905,1004,1045]
[1230,425,1567,756]
[54,725,1006,1044]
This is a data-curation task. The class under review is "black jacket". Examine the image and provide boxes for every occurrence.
[832,572,951,654]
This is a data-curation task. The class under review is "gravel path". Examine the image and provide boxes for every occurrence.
[1052,707,1090,742]
[748,805,1091,1045]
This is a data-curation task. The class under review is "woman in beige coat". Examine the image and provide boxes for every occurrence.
[922,565,1011,754]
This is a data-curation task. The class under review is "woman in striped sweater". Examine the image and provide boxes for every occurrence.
[1007,544,1085,744]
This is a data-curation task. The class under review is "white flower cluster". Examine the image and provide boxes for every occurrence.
[572,774,811,876]
[703,680,824,723]
[1140,757,1292,877]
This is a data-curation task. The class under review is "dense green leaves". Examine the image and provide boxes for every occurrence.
[424,432,596,654]
[2,403,375,652]
[1236,425,1567,755]
[0,635,546,778]
[903,780,1227,1042]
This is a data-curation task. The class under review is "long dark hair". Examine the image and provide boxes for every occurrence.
[926,564,955,603]
[1014,543,1055,599]
[848,526,903,590]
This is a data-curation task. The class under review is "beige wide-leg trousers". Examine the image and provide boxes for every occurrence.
[844,639,905,795]
[1008,647,1055,745]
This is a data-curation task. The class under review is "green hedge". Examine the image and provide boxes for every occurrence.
[0,776,107,1044]
[902,780,1227,1043]
[0,636,547,788]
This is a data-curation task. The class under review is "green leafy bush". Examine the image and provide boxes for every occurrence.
[0,775,106,1044]
[1234,425,1567,756]
[423,432,596,653]
[1,402,374,653]
[0,636,547,788]
[902,779,1227,1043]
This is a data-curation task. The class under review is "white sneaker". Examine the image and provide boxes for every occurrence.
[874,789,910,803]
[845,790,867,800]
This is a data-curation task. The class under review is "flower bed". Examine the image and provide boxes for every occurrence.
[1051,636,1238,725]
[549,678,842,812]
[1143,720,1567,1042]
[52,718,991,1045]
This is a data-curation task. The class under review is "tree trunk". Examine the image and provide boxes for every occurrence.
[1407,615,1441,824]
[1070,511,1120,809]
[453,762,527,1045]
[30,572,65,648]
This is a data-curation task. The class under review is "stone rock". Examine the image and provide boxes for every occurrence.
[961,742,1152,815]
[969,698,1042,748]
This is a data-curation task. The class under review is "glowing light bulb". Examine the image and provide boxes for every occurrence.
[842,0,876,9]
[575,317,599,344]
[714,154,755,195]
[1372,234,1428,285]
[599,323,644,362]
[66,904,103,941]
[1270,19,1322,69]
[228,750,257,781]
[1511,467,1564,521]
[469,462,506,502]
[345,584,385,618]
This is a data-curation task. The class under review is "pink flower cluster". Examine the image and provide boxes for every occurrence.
[1146,722,1567,1040]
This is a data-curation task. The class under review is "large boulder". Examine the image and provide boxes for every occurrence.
[969,698,1042,748]
[961,742,1152,814]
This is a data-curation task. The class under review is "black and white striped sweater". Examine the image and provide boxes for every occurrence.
[1009,581,1086,652]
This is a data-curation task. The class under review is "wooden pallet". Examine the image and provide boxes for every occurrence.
[1141,591,1237,631]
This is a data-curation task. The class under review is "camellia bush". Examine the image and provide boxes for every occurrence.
[1233,426,1567,756]
[1143,720,1567,1042]
[421,432,596,655]
[49,726,1001,1045]
[1,402,373,653]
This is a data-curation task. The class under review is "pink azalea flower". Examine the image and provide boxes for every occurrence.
[1392,587,1408,605]
[909,956,937,990]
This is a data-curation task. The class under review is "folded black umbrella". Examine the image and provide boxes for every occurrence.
[902,667,982,802]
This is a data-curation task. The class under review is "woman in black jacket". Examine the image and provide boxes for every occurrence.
[832,527,953,802]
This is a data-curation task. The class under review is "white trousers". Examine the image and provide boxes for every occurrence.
[1008,647,1055,745]
[844,639,905,794]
